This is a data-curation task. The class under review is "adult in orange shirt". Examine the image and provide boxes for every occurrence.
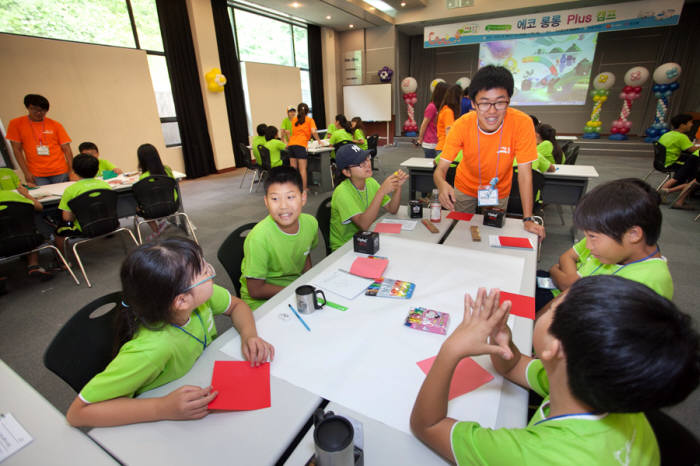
[435,85,463,153]
[287,102,321,192]
[6,94,73,187]
[434,66,545,239]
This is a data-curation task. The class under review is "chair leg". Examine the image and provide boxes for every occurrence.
[249,169,257,192]
[119,227,140,248]
[239,167,249,189]
[176,212,199,244]
[72,241,91,288]
[329,164,335,189]
[255,170,267,193]
[556,204,565,225]
[136,219,145,244]
[642,169,655,182]
[41,245,80,286]
[656,174,671,192]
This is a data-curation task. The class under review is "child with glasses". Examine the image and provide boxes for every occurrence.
[66,238,274,427]
[329,144,407,251]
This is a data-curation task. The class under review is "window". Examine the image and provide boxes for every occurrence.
[0,0,180,146]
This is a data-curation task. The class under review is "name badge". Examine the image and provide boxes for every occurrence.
[36,145,50,156]
[477,185,499,206]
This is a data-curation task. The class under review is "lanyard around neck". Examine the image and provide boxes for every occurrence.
[352,181,369,208]
[588,247,660,276]
[170,311,207,350]
[476,122,504,188]
[27,116,46,145]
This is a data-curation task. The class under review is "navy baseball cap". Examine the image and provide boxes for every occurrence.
[336,144,371,170]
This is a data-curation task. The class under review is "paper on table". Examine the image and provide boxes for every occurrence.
[0,413,33,461]
[373,223,402,234]
[417,356,494,400]
[488,235,533,249]
[311,269,374,300]
[446,211,474,221]
[208,361,271,411]
[500,291,535,320]
[378,219,418,231]
[350,257,388,279]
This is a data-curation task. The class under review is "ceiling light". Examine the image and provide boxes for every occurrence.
[400,2,406,6]
[290,2,301,7]
[349,24,354,28]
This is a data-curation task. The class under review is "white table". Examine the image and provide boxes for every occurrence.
[0,359,117,465]
[306,145,334,193]
[556,135,578,141]
[400,157,435,200]
[542,164,599,237]
[374,205,453,243]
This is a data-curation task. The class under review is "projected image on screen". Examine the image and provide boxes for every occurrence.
[479,33,598,106]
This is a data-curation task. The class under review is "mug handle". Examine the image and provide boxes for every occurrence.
[314,290,327,309]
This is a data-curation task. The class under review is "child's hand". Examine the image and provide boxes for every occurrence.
[443,288,513,360]
[161,385,218,420]
[242,336,275,367]
[394,169,409,188]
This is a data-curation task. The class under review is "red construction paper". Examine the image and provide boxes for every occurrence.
[350,257,388,279]
[499,291,535,320]
[208,361,271,411]
[446,211,474,221]
[417,356,493,400]
[373,223,402,234]
[498,236,533,249]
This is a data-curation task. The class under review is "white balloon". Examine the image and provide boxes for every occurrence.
[456,77,471,90]
[430,78,446,92]
[592,72,615,90]
[624,66,650,86]
[401,76,418,94]
[652,62,681,84]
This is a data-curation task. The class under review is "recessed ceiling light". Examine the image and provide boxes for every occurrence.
[326,15,331,19]
[290,2,302,7]
[400,1,406,6]
[349,24,354,28]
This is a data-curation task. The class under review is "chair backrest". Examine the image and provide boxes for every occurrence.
[652,141,668,171]
[217,222,257,297]
[67,189,119,237]
[316,196,333,256]
[44,291,122,392]
[0,201,44,256]
[132,175,180,219]
[237,143,255,168]
[560,140,573,157]
[564,145,580,165]
[645,410,700,465]
[258,145,272,171]
[367,135,379,154]
[507,168,545,215]
[333,139,353,152]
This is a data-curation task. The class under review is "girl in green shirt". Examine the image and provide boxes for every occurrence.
[536,123,564,165]
[263,125,286,168]
[351,117,368,150]
[329,115,354,160]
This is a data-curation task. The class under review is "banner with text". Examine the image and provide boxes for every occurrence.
[424,0,684,48]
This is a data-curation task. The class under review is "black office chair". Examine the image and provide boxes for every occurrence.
[237,142,262,192]
[560,140,573,159]
[316,196,333,256]
[645,410,700,465]
[367,135,380,170]
[66,189,139,288]
[132,175,198,244]
[217,222,257,297]
[44,291,122,392]
[0,201,79,285]
[256,145,274,193]
[642,142,675,191]
[564,145,580,165]
[507,168,546,217]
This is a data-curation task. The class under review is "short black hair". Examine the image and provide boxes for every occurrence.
[78,141,98,153]
[264,125,278,141]
[72,153,99,178]
[574,178,661,245]
[550,275,699,413]
[256,124,268,136]
[529,114,540,128]
[469,65,514,101]
[24,94,49,110]
[264,166,303,194]
[670,114,692,129]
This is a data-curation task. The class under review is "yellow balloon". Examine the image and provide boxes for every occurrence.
[208,81,224,92]
[593,95,599,102]
[599,96,607,102]
[594,121,601,127]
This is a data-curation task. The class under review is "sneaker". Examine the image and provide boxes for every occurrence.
[28,265,54,282]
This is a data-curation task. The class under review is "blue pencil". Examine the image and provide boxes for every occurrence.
[288,304,311,332]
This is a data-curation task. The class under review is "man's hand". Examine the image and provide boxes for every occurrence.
[438,184,455,210]
[524,220,545,240]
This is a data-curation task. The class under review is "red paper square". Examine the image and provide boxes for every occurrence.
[446,211,474,221]
[208,361,271,411]
[373,223,402,234]
[498,236,533,249]
[350,257,388,279]
[499,291,535,320]
[417,356,493,400]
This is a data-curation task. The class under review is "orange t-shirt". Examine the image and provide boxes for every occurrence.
[6,116,71,177]
[436,106,455,152]
[441,107,537,198]
[288,116,317,147]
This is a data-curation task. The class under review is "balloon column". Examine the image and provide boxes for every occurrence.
[205,68,227,92]
[456,76,471,90]
[401,77,418,136]
[583,72,615,139]
[609,66,649,140]
[644,63,682,142]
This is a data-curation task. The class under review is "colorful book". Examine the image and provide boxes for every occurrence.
[365,278,415,299]
[404,307,449,335]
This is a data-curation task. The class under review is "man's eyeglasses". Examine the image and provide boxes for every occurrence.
[181,261,216,293]
[475,100,509,112]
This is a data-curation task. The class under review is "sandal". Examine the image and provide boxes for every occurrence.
[28,265,54,282]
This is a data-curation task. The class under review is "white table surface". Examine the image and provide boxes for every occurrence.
[0,359,117,465]
[556,135,578,141]
[544,164,599,179]
[400,157,435,169]
[374,205,452,243]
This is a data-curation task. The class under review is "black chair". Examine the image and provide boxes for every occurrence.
[237,142,262,192]
[132,175,198,244]
[0,201,79,285]
[560,140,573,158]
[66,189,139,288]
[217,222,257,297]
[507,168,546,217]
[645,410,700,465]
[256,145,273,193]
[564,145,580,165]
[642,142,675,191]
[44,291,122,392]
[316,196,332,256]
[367,135,380,170]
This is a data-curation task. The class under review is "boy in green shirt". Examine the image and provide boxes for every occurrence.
[658,114,699,196]
[251,124,268,165]
[78,142,123,177]
[240,166,318,310]
[0,167,21,190]
[263,125,286,168]
[281,106,296,144]
[411,276,699,465]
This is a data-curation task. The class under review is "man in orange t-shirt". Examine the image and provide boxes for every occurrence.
[434,65,545,239]
[6,94,73,187]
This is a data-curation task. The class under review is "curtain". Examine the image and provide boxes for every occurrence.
[409,35,437,126]
[155,0,217,178]
[307,24,326,129]
[210,0,249,167]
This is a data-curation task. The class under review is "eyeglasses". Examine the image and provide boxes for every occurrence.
[348,157,371,168]
[181,261,216,293]
[475,100,509,112]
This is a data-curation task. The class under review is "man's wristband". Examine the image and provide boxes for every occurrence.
[523,216,543,225]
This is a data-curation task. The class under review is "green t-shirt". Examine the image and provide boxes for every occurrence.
[0,190,34,208]
[658,130,699,166]
[353,129,368,150]
[281,117,293,133]
[451,359,659,465]
[552,238,673,300]
[264,139,286,168]
[0,168,20,190]
[240,214,319,310]
[537,140,564,165]
[140,166,177,201]
[58,178,112,231]
[326,123,337,137]
[252,135,267,165]
[330,178,390,251]
[80,285,232,402]
[97,159,116,177]
[436,150,464,168]
[329,129,354,146]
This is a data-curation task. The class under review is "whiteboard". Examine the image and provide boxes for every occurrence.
[343,84,391,122]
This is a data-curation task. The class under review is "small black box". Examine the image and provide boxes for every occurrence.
[353,231,380,254]
[483,208,505,228]
[408,200,423,218]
